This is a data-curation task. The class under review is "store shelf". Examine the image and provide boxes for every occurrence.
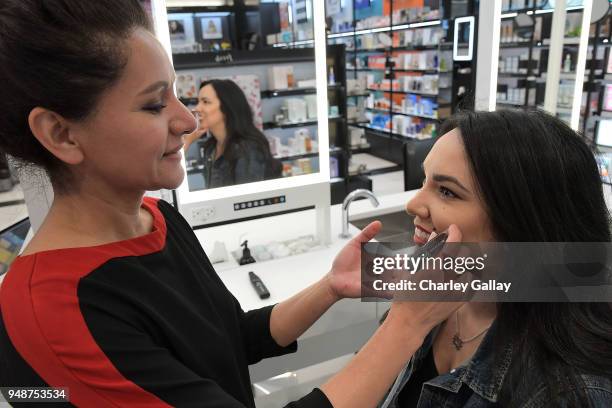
[365,107,438,121]
[355,124,432,140]
[366,88,438,97]
[392,44,440,51]
[261,84,342,98]
[328,19,442,38]
[390,110,439,120]
[263,116,343,130]
[347,92,370,97]
[353,67,439,74]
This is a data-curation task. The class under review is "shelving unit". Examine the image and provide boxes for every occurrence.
[326,0,458,192]
[496,3,612,138]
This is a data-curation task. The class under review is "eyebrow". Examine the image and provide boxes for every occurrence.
[422,163,471,194]
[138,75,176,96]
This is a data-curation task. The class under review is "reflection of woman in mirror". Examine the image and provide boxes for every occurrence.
[185,79,281,188]
[168,19,184,35]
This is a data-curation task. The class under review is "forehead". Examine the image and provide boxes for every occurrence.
[424,128,473,182]
[199,84,217,98]
[115,28,173,94]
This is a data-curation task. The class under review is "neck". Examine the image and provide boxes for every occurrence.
[211,125,227,154]
[42,183,149,244]
[456,302,497,335]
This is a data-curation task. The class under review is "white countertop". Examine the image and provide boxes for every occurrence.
[194,189,416,312]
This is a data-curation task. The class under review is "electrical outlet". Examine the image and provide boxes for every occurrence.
[191,205,215,224]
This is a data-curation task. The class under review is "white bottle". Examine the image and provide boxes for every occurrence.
[563,54,572,73]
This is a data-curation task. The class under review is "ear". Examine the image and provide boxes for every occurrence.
[28,107,85,166]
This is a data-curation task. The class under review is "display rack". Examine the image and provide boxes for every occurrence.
[326,0,461,191]
[496,3,612,139]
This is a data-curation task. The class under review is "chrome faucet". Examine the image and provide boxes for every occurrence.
[340,189,380,238]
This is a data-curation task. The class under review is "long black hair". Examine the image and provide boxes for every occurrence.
[200,79,275,180]
[440,109,612,406]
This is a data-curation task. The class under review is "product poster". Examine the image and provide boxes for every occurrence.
[201,18,223,40]
[176,73,197,99]
[168,19,186,41]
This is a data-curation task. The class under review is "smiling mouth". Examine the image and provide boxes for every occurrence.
[414,226,432,241]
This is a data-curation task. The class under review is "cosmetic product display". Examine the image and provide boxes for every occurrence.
[268,65,295,90]
[269,128,317,160]
[399,75,438,94]
[399,94,438,119]
[397,28,443,48]
[391,115,437,139]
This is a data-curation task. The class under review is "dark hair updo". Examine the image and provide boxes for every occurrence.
[0,0,152,192]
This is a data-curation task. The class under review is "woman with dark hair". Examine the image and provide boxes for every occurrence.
[185,79,281,188]
[0,1,464,407]
[382,109,612,407]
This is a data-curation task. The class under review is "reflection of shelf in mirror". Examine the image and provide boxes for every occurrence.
[263,116,343,129]
[366,88,438,97]
[261,84,342,98]
[347,92,370,97]
[275,152,318,161]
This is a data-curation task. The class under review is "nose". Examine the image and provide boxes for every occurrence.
[171,100,198,136]
[405,188,429,220]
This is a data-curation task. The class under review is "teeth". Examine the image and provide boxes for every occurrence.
[415,228,431,240]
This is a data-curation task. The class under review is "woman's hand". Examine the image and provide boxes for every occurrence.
[385,224,465,336]
[325,221,382,301]
[183,128,207,153]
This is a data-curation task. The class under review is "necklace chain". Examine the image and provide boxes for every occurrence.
[452,310,491,351]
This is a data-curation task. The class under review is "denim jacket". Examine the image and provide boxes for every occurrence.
[382,320,612,407]
[202,141,267,189]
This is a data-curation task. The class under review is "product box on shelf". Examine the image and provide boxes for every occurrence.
[268,65,294,90]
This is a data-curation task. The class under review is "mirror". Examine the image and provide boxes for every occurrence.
[453,16,475,61]
[166,3,327,193]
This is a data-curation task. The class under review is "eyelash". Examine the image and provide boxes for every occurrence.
[439,186,458,199]
[421,179,458,199]
[143,103,167,114]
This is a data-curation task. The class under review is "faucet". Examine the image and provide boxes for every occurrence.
[340,189,380,238]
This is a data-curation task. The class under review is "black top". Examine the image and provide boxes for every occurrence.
[0,197,331,407]
[397,348,439,407]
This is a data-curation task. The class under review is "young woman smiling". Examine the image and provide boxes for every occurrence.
[381,110,612,407]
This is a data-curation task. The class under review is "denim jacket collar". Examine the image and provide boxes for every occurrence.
[459,319,513,402]
[393,319,513,404]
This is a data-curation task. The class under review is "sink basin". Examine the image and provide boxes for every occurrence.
[350,211,415,243]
